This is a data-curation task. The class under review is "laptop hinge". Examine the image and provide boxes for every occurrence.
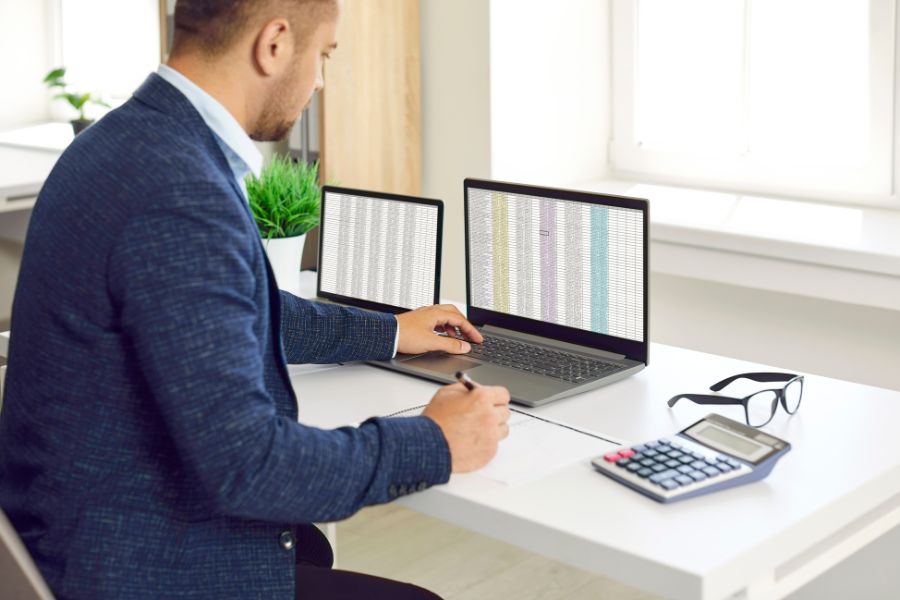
[479,324,629,362]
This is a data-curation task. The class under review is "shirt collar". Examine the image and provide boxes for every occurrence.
[156,64,263,182]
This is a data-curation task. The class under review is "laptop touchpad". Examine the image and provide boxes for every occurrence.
[401,352,480,375]
[467,363,570,402]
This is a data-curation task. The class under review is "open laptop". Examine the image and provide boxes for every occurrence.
[315,185,443,313]
[372,178,649,407]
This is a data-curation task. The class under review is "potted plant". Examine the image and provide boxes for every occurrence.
[246,155,321,289]
[43,67,109,135]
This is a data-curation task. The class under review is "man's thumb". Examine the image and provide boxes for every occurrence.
[437,336,471,354]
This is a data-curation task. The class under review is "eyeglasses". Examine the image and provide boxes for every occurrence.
[667,372,804,428]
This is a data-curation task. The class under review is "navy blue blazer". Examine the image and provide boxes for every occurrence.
[0,74,450,599]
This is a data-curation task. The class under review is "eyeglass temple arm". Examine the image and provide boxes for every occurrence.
[710,372,800,392]
[667,394,744,408]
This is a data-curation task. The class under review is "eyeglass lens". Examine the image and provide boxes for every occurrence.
[746,389,779,427]
[784,378,803,413]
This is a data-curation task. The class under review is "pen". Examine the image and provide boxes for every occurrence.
[455,371,478,391]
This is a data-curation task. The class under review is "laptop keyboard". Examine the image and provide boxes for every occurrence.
[467,335,625,384]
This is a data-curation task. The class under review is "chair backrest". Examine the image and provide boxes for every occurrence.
[0,508,55,600]
[0,330,8,414]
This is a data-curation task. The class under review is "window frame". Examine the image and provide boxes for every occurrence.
[610,0,900,209]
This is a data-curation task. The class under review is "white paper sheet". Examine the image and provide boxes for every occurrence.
[388,406,621,485]
[475,412,620,485]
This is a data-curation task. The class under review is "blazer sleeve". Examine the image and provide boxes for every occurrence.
[278,291,397,364]
[107,183,451,523]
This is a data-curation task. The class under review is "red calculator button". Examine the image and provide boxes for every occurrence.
[603,452,622,463]
[618,449,636,459]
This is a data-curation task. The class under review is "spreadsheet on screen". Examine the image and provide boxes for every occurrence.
[467,187,644,342]
[319,191,439,310]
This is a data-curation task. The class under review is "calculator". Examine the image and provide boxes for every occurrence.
[591,413,791,503]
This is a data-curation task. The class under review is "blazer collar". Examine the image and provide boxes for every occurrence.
[132,73,248,205]
[133,72,208,124]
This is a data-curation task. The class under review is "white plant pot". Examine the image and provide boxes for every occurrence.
[262,234,305,291]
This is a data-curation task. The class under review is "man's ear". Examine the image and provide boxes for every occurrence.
[253,18,293,77]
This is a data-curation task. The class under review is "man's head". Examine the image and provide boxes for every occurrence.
[169,0,340,141]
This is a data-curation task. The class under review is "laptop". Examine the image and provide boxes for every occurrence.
[315,185,443,313]
[372,178,649,407]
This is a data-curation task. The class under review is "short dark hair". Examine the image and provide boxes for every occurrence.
[172,0,337,55]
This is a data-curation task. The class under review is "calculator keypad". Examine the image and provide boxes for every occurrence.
[595,437,748,499]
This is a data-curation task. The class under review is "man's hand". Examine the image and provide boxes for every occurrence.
[422,382,511,473]
[396,304,484,355]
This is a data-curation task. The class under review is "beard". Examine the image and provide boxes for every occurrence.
[250,72,308,142]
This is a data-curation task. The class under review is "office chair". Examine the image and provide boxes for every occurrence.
[0,329,7,414]
[0,509,55,599]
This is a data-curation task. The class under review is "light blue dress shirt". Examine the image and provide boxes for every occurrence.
[157,64,262,201]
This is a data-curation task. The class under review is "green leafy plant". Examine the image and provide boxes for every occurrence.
[43,67,109,121]
[246,156,321,239]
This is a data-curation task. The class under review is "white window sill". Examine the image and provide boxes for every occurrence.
[576,179,900,312]
[0,122,74,153]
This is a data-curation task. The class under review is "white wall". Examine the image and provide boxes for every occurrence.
[422,0,612,301]
[420,0,493,302]
[652,271,900,393]
[489,0,610,187]
[0,0,53,129]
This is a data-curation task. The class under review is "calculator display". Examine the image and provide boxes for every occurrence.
[685,422,776,464]
[697,426,759,456]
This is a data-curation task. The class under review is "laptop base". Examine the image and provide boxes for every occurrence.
[368,354,644,407]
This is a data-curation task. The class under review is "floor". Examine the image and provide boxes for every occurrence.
[335,503,660,600]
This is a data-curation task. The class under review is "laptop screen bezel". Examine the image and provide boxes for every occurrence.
[463,178,649,365]
[317,185,444,315]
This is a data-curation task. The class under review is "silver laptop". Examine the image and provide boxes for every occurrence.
[315,185,443,313]
[372,178,649,407]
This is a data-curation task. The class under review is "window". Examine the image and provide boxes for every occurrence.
[611,0,896,206]
[55,0,160,107]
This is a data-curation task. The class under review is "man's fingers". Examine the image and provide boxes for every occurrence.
[498,422,510,440]
[489,386,511,406]
[440,381,469,394]
[433,334,472,354]
[434,306,484,344]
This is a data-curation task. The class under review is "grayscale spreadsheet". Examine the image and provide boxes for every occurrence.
[468,188,644,342]
[320,191,438,310]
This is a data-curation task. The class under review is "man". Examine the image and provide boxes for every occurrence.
[0,0,511,598]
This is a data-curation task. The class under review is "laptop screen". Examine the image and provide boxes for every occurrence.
[317,186,443,313]
[465,179,648,359]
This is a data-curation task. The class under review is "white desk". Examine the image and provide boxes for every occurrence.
[287,275,900,600]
